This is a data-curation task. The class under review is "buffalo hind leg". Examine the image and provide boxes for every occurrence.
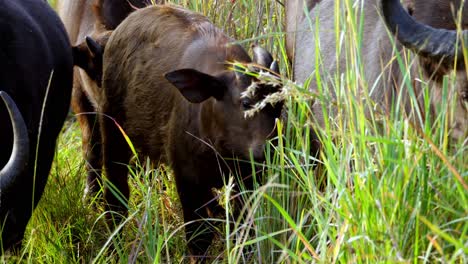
[100,114,131,226]
[71,82,103,199]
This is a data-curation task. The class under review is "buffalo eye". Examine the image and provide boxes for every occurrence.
[241,98,253,110]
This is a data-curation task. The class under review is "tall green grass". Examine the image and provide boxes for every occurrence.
[4,0,466,263]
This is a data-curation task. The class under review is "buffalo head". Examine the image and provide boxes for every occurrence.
[165,45,283,160]
[382,0,468,141]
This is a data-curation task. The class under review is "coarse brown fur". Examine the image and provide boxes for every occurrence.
[99,4,283,260]
[409,0,468,29]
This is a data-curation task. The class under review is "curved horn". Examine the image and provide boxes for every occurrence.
[0,91,29,190]
[252,44,274,68]
[252,44,280,74]
[382,0,468,65]
[270,60,280,74]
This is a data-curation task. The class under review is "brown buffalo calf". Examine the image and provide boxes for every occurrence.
[98,4,283,259]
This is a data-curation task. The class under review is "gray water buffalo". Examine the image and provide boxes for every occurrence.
[95,4,282,260]
[0,0,73,252]
[286,0,467,142]
[57,0,153,197]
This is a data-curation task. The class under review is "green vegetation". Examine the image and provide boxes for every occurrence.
[4,0,467,263]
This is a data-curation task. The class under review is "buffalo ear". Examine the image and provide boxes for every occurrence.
[165,69,226,103]
[72,36,106,84]
[73,36,104,68]
[85,36,103,58]
[72,43,89,70]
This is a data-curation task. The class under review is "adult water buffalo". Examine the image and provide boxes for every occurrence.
[57,0,153,197]
[0,0,73,251]
[286,0,468,142]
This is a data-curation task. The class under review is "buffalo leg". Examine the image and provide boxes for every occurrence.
[70,79,103,198]
[100,114,131,224]
[174,173,219,261]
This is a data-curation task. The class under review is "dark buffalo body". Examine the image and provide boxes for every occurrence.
[0,0,73,251]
